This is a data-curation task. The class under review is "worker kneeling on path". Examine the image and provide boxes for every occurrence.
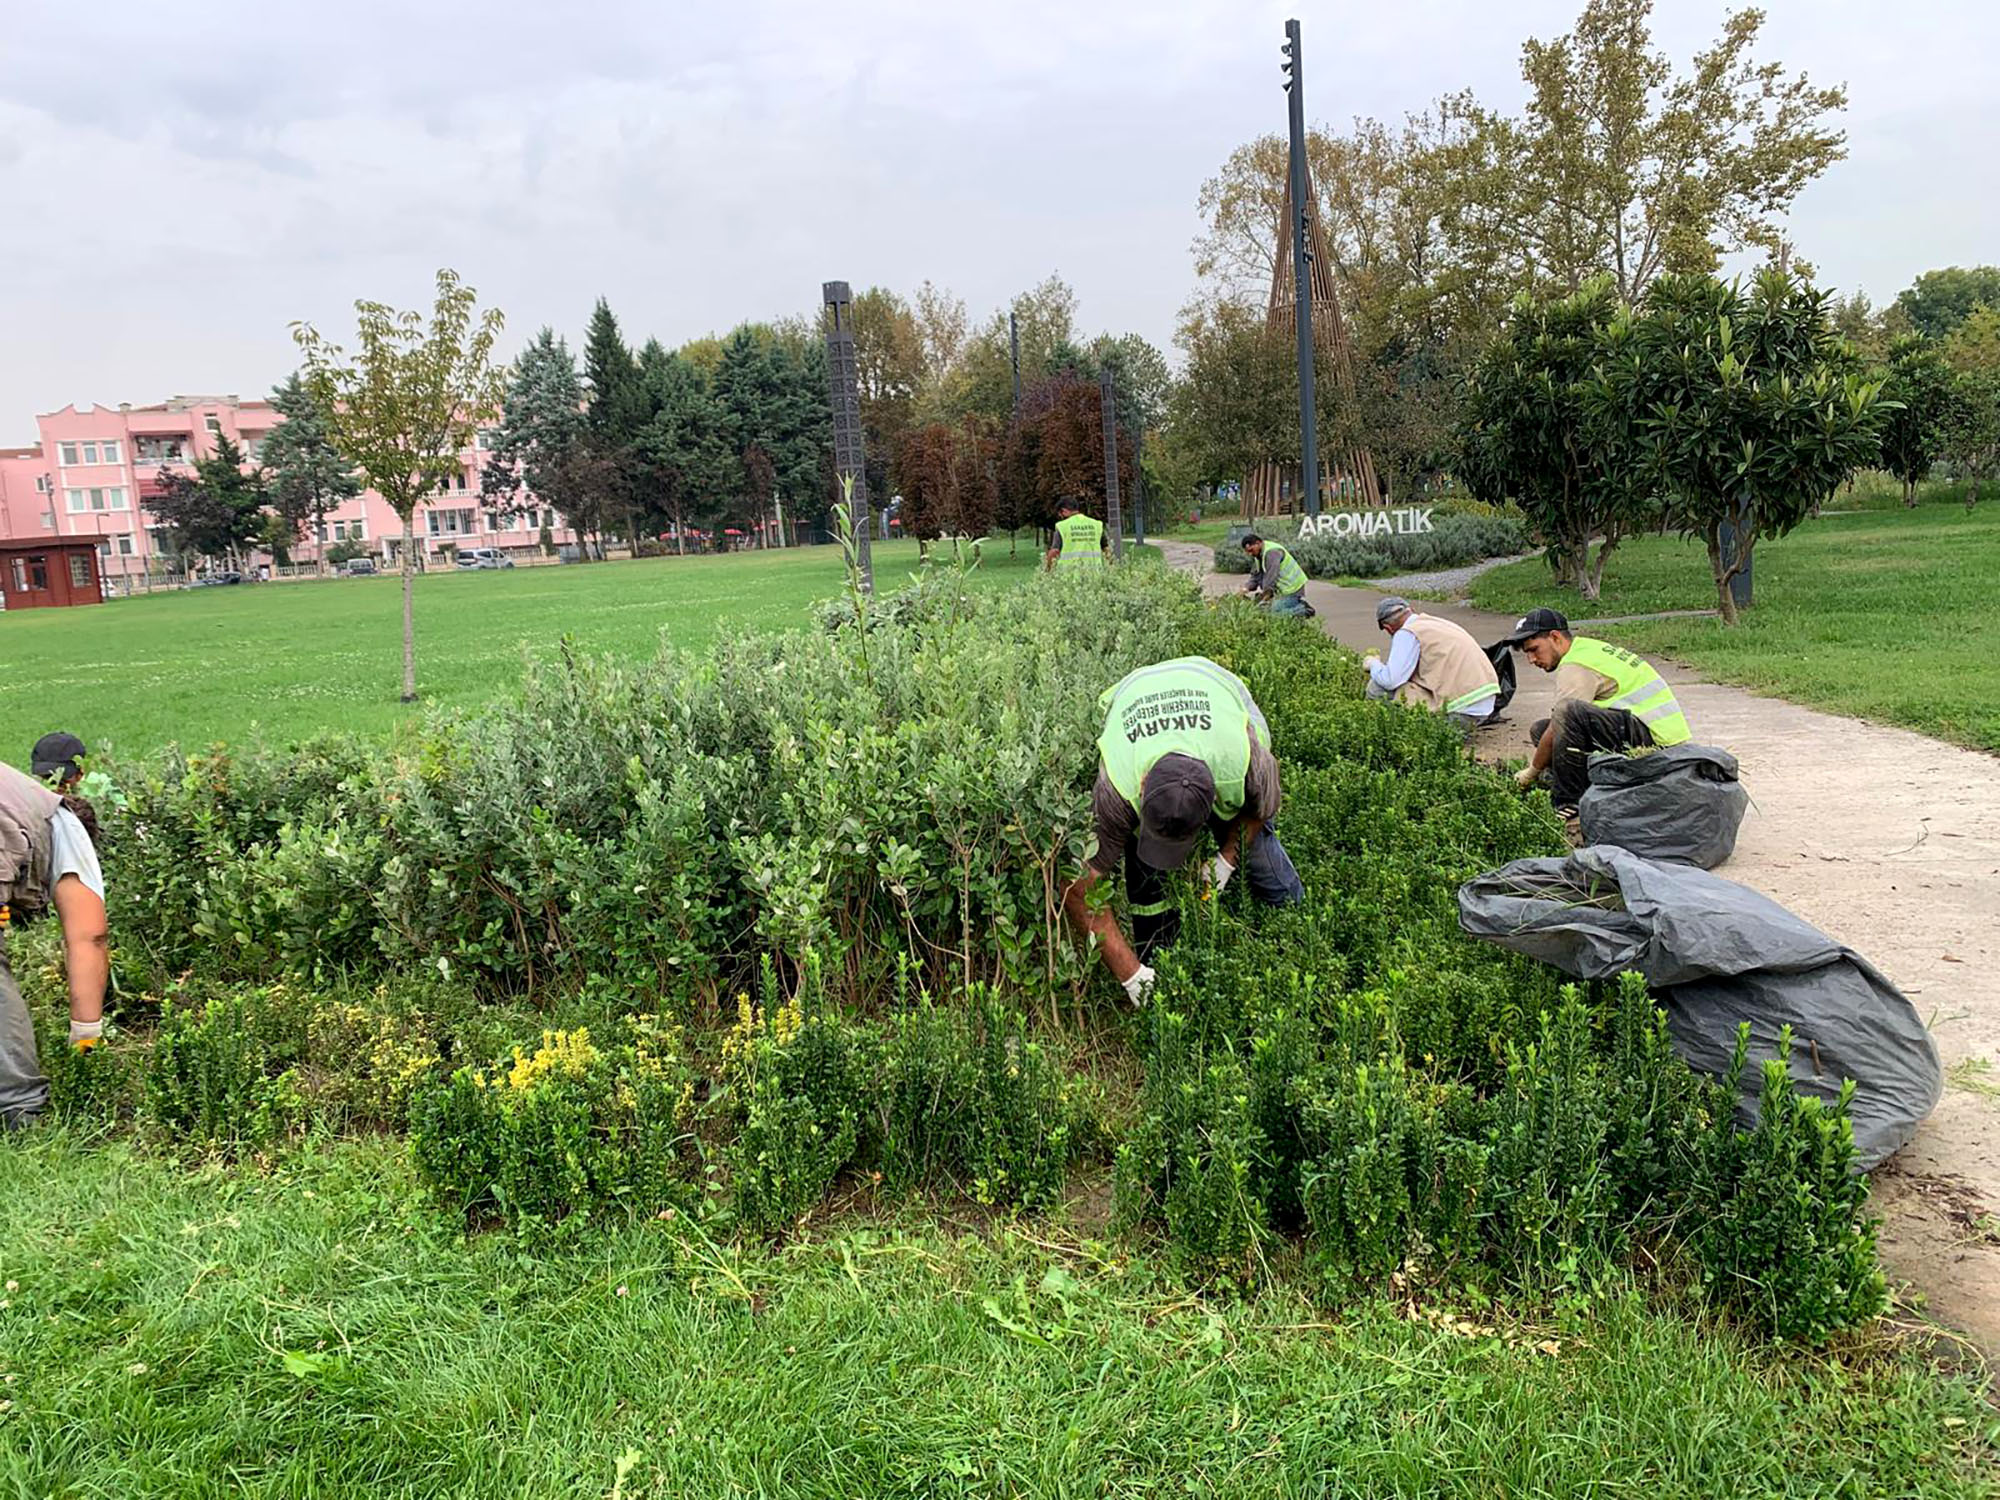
[1061,657,1304,1004]
[1362,596,1501,737]
[1044,499,1107,572]
[1,733,110,1129]
[1505,608,1691,813]
[1240,534,1313,616]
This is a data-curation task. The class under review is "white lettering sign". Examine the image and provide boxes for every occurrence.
[1296,507,1434,541]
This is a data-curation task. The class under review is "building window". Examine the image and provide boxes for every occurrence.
[205,414,223,437]
[13,555,49,590]
[474,430,497,451]
[70,554,93,589]
[34,475,50,493]
[136,438,186,466]
[66,487,128,513]
[95,534,135,558]
[243,437,265,462]
[101,440,121,464]
[59,442,79,466]
[316,518,369,543]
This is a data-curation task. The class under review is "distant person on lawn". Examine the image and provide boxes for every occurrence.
[0,733,110,1128]
[1239,534,1312,616]
[1505,608,1692,812]
[1045,499,1107,572]
[1363,596,1501,737]
[1061,657,1304,1006]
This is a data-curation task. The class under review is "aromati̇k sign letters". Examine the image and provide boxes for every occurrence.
[1296,507,1435,541]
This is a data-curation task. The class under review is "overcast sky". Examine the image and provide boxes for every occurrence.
[2,0,1992,429]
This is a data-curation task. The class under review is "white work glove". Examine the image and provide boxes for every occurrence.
[69,1017,105,1051]
[1206,853,1236,895]
[1363,652,1381,669]
[1514,765,1540,790]
[1120,965,1157,1008]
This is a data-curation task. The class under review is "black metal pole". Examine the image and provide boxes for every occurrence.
[1132,422,1146,547]
[1100,367,1124,562]
[1009,311,1022,409]
[822,280,871,592]
[1284,18,1321,519]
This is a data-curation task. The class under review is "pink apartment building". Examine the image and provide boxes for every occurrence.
[0,394,577,589]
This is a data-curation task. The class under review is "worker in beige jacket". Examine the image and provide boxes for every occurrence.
[1,733,109,1128]
[1362,597,1501,737]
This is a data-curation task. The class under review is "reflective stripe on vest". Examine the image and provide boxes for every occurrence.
[1563,637,1691,746]
[1445,682,1500,714]
[1097,657,1263,820]
[1055,513,1106,568]
[1264,543,1307,596]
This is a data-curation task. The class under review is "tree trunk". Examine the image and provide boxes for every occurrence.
[1587,534,1619,598]
[1904,477,1917,508]
[1703,526,1739,627]
[399,512,418,703]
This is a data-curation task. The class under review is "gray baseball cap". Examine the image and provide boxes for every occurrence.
[1135,754,1216,868]
[1375,596,1412,626]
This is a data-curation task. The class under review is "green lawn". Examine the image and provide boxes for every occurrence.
[1470,499,2000,753]
[0,541,1044,759]
[1,1131,1991,1499]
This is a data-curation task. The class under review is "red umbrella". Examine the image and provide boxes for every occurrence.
[723,528,743,536]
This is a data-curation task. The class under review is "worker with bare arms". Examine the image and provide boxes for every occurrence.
[1061,657,1303,1003]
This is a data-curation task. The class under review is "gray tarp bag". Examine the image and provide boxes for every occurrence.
[1578,743,1749,868]
[1456,847,1941,1169]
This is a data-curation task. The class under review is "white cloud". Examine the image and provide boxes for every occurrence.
[0,0,1994,425]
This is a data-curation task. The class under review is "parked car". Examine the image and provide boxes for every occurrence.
[186,571,245,588]
[453,548,515,570]
[344,557,378,576]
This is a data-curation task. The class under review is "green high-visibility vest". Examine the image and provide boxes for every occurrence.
[1261,542,1308,596]
[1054,513,1106,569]
[1563,637,1691,746]
[1097,657,1267,821]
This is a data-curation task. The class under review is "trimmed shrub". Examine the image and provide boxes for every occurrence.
[1214,513,1528,579]
[408,1020,700,1236]
[1694,1025,1887,1342]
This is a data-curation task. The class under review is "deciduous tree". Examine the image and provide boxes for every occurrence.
[1877,335,1968,506]
[294,268,505,702]
[1892,267,2000,341]
[1454,280,1630,599]
[1596,269,1884,624]
[147,434,269,567]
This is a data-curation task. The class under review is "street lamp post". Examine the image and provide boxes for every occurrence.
[822,280,871,592]
[1100,367,1124,562]
[1282,18,1322,519]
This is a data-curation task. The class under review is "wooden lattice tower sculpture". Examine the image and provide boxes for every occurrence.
[1245,169,1382,516]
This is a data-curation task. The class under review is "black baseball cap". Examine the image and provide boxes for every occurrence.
[1135,753,1216,867]
[1502,607,1571,647]
[31,731,87,782]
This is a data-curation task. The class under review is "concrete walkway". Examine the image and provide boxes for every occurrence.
[1163,540,2000,1363]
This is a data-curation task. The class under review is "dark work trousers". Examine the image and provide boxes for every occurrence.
[1126,823,1306,961]
[0,928,51,1128]
[1528,700,1654,810]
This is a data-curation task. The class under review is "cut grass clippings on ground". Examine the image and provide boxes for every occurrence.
[0,1131,1994,1500]
[1469,493,2000,753]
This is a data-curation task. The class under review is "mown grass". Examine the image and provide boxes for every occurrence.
[0,540,1046,758]
[1470,491,2000,752]
[1,1131,1993,1499]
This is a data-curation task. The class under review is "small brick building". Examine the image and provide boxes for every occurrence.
[0,539,104,610]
